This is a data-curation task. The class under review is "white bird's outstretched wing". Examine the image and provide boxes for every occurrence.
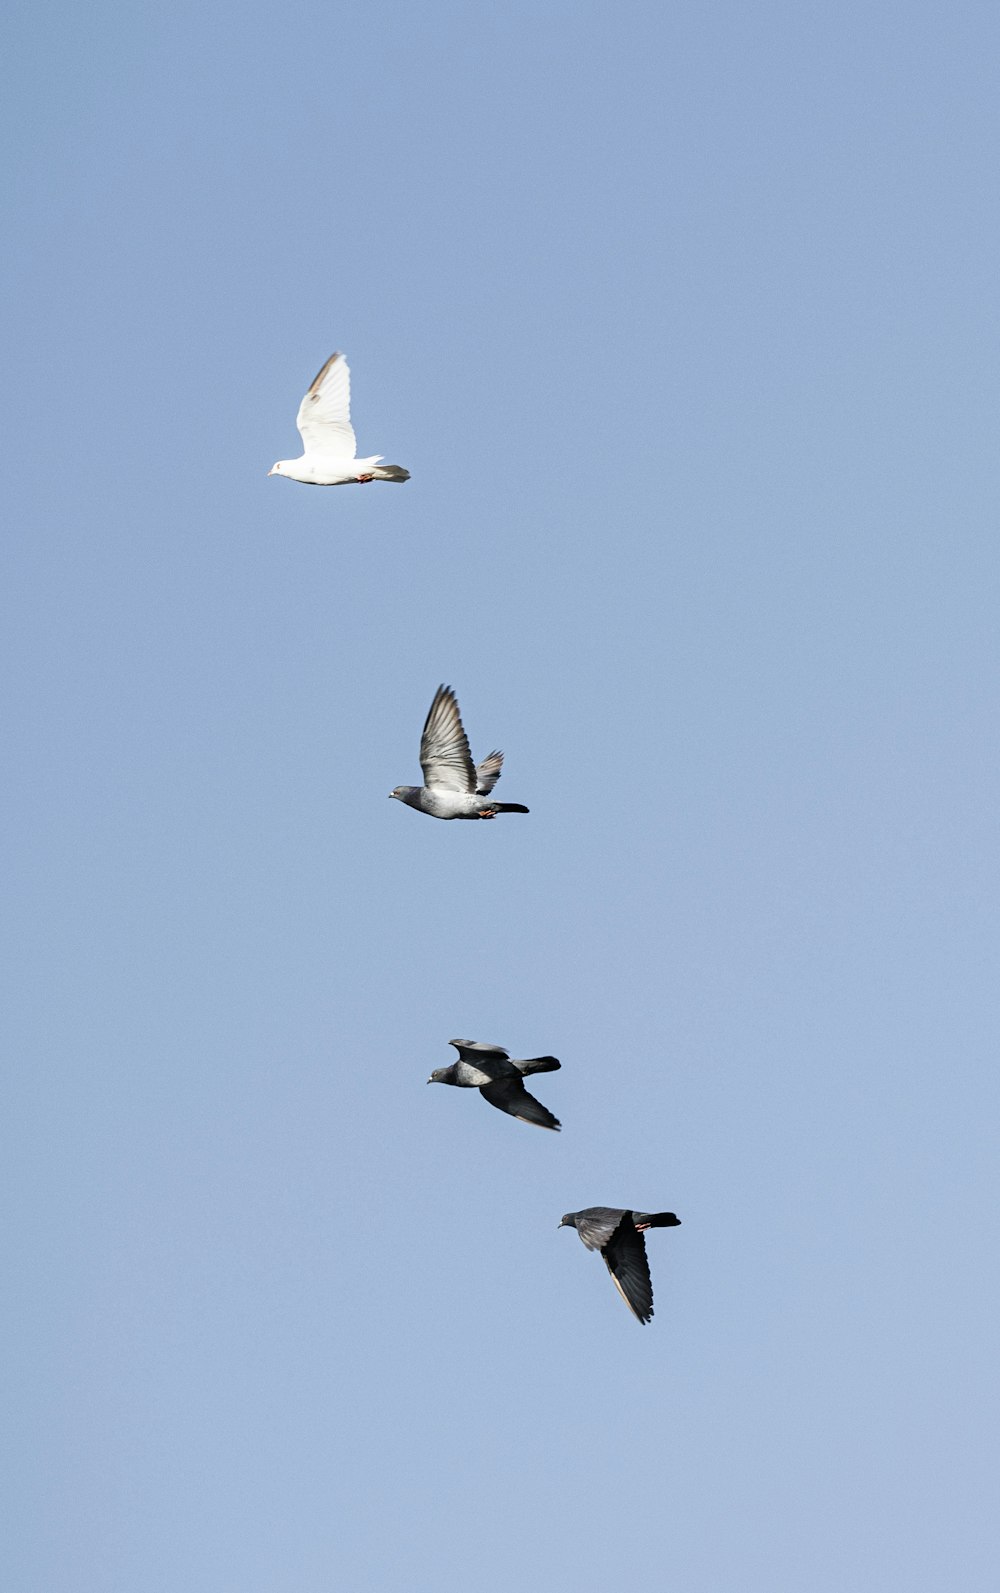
[295,352,357,460]
[420,685,477,793]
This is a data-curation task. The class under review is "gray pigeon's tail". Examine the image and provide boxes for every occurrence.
[491,803,530,814]
[371,464,410,482]
[635,1212,682,1228]
[515,1055,561,1077]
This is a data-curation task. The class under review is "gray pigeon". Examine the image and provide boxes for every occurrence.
[389,685,530,820]
[428,1039,561,1130]
[559,1207,682,1324]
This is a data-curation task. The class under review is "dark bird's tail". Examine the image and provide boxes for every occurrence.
[515,1056,561,1076]
[635,1211,682,1228]
[491,803,530,814]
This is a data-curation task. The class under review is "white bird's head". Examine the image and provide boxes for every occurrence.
[267,462,283,476]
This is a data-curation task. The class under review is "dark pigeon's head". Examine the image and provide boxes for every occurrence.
[558,1213,578,1229]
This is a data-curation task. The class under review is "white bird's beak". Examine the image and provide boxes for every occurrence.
[267,466,276,476]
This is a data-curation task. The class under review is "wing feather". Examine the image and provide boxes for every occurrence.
[571,1207,629,1251]
[449,1040,510,1062]
[475,751,504,795]
[295,352,358,460]
[420,686,477,793]
[603,1217,654,1323]
[479,1077,561,1131]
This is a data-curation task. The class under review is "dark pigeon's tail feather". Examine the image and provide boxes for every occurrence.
[515,1056,561,1077]
[635,1211,682,1228]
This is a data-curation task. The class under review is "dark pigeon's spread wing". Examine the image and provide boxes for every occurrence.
[449,1039,510,1063]
[571,1207,629,1251]
[475,751,504,794]
[602,1214,654,1324]
[420,686,477,793]
[479,1077,560,1131]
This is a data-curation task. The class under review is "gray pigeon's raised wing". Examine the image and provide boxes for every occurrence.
[295,352,357,460]
[602,1214,654,1324]
[420,686,477,794]
[479,1077,561,1131]
[475,751,504,795]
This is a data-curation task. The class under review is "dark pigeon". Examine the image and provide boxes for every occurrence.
[559,1207,681,1323]
[428,1039,561,1131]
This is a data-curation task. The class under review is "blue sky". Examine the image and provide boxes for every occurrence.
[3,2,999,1588]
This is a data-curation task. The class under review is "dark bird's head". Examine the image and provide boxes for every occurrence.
[558,1213,577,1229]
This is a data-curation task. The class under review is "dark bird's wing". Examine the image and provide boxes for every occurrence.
[479,1077,560,1131]
[449,1039,510,1063]
[475,750,504,794]
[420,686,477,793]
[569,1207,629,1251]
[602,1214,654,1324]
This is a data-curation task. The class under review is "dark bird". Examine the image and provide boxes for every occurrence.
[428,1039,561,1130]
[559,1207,681,1323]
[389,685,530,819]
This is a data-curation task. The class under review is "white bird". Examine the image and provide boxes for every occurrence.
[268,352,410,486]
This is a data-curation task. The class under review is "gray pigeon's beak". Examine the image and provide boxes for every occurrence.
[426,1076,433,1084]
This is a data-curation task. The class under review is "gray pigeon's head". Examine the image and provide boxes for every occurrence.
[389,785,420,804]
[427,1067,448,1084]
[558,1213,577,1229]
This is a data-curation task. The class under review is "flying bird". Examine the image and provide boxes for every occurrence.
[389,685,529,819]
[559,1207,681,1324]
[428,1040,561,1130]
[268,352,410,486]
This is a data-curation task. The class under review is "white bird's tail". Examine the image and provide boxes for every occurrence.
[371,464,410,482]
